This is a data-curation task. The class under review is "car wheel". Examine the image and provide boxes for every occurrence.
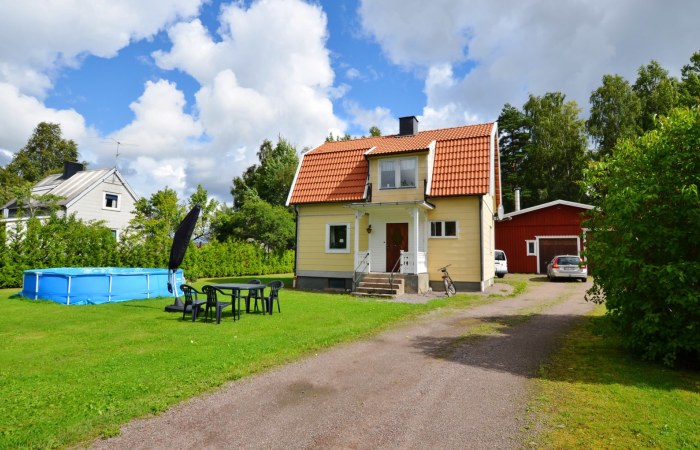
[497,273,505,279]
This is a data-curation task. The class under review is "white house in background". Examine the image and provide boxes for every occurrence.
[1,161,138,240]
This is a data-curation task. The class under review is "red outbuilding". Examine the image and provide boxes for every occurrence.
[495,199,593,274]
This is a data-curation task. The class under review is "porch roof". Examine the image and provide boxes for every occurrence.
[347,200,435,211]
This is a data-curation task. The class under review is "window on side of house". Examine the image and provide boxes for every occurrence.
[430,220,457,238]
[379,157,416,189]
[104,192,120,210]
[326,223,350,253]
[526,240,536,256]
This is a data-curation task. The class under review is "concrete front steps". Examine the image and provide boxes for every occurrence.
[352,273,404,298]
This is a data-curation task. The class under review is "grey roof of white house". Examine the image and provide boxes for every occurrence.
[1,168,138,210]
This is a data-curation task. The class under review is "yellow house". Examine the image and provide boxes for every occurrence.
[286,117,502,294]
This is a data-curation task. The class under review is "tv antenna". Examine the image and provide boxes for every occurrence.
[111,138,122,160]
[107,138,136,168]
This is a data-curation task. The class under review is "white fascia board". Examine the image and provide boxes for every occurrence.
[503,199,594,218]
[285,152,305,207]
[425,140,436,196]
[489,122,497,198]
[492,122,502,206]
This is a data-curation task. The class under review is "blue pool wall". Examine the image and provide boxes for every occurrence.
[21,268,184,305]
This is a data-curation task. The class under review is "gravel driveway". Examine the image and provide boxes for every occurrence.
[91,278,595,450]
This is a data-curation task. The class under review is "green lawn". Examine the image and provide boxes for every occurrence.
[6,274,696,449]
[0,275,496,449]
[528,306,700,449]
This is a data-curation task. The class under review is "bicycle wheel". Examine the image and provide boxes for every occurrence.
[443,277,456,297]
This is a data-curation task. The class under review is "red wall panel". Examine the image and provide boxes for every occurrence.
[495,204,589,274]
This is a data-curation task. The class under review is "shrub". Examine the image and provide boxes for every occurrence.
[583,107,700,366]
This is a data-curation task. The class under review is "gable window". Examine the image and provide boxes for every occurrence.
[326,223,350,253]
[526,240,536,256]
[379,157,416,189]
[103,193,120,210]
[430,220,457,238]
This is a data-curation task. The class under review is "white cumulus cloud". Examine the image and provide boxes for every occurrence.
[359,0,700,126]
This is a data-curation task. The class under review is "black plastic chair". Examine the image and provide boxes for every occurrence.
[245,279,264,313]
[201,285,234,324]
[180,284,206,321]
[264,280,283,315]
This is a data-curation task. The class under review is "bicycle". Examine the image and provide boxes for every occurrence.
[438,264,457,297]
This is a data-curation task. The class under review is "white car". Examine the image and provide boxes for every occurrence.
[495,250,508,278]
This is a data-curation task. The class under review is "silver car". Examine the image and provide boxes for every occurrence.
[546,255,587,282]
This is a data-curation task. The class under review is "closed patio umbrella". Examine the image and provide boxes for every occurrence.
[164,203,201,312]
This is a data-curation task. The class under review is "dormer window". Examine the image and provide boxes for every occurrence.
[103,192,120,210]
[379,157,416,189]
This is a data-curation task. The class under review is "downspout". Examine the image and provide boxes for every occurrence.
[479,197,484,291]
[294,205,299,287]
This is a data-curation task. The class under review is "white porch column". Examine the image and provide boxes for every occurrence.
[413,207,419,274]
[354,210,360,257]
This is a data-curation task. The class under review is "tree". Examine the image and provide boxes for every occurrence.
[119,187,186,268]
[633,61,680,132]
[587,74,641,158]
[679,50,700,107]
[213,191,295,253]
[497,94,589,210]
[126,187,184,240]
[325,132,352,142]
[5,122,79,183]
[583,107,700,366]
[520,92,588,206]
[255,137,299,207]
[230,137,299,209]
[369,126,381,137]
[497,104,531,211]
[187,184,219,242]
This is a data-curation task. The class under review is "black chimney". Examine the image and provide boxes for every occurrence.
[63,161,84,179]
[399,116,419,136]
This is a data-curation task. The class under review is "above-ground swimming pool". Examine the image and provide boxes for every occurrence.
[20,267,184,305]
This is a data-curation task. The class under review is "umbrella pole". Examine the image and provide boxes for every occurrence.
[164,270,185,312]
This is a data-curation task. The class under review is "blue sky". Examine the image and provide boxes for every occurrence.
[1,0,699,203]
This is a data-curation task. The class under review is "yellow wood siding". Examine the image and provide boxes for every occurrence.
[370,153,428,203]
[427,197,481,283]
[296,203,357,273]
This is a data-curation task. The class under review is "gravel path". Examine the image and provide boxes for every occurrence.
[91,278,594,450]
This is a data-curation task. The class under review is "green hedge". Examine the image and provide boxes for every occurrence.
[0,216,293,288]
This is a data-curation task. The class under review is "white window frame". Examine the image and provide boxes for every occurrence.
[325,223,350,253]
[379,156,417,189]
[526,240,536,256]
[429,220,458,238]
[103,192,121,211]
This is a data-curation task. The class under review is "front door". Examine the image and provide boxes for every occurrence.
[386,223,408,272]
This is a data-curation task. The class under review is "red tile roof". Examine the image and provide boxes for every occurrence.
[288,122,497,204]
